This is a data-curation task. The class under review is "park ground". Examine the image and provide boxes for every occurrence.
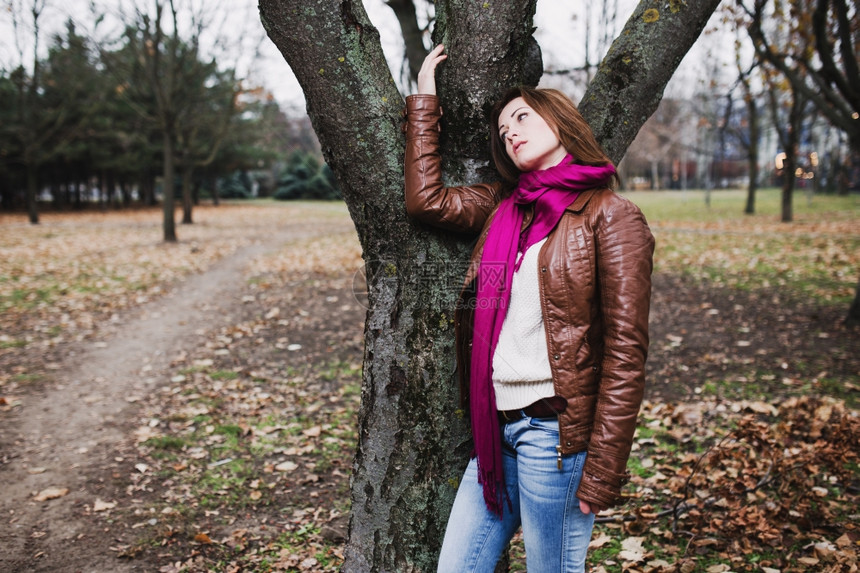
[0,190,858,573]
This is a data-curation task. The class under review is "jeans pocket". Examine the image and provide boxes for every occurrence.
[526,416,560,433]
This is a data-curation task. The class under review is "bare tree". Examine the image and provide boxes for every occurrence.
[111,0,241,238]
[738,0,860,324]
[176,67,239,223]
[258,1,721,570]
[740,0,859,154]
[723,5,765,214]
[115,0,194,241]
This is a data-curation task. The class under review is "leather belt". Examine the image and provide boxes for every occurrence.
[498,395,568,422]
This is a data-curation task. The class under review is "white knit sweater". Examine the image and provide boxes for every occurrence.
[492,238,555,410]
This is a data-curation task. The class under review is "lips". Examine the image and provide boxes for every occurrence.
[513,141,525,154]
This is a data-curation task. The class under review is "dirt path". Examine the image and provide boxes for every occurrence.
[0,225,337,573]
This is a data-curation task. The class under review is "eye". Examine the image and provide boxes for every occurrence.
[517,111,528,122]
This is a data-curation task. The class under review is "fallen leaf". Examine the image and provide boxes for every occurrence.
[275,461,298,472]
[619,536,646,562]
[194,533,214,544]
[672,403,703,426]
[302,425,322,438]
[813,541,836,558]
[645,560,672,572]
[93,499,116,512]
[33,487,69,501]
[742,401,778,415]
[588,532,612,549]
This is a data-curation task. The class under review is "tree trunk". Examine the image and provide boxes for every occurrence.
[162,131,177,242]
[121,181,131,207]
[259,1,721,570]
[744,98,759,215]
[847,278,860,326]
[781,165,795,223]
[181,164,193,224]
[781,95,803,223]
[26,163,39,224]
[143,172,156,206]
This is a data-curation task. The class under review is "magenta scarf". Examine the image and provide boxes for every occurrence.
[469,155,616,517]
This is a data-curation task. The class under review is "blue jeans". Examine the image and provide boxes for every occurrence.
[437,416,595,573]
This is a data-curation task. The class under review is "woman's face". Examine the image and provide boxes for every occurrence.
[497,97,567,172]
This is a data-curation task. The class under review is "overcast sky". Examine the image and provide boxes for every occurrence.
[0,0,732,115]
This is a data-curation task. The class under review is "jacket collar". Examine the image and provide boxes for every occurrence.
[566,187,600,213]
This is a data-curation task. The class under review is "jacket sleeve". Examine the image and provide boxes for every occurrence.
[577,195,655,508]
[404,94,500,234]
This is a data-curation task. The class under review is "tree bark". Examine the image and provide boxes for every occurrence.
[26,163,39,225]
[181,164,193,224]
[744,97,759,215]
[259,1,721,570]
[780,91,805,223]
[162,130,177,242]
[847,278,860,326]
[781,154,795,223]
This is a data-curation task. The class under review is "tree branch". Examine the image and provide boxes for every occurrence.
[813,0,860,110]
[742,0,857,143]
[579,0,723,163]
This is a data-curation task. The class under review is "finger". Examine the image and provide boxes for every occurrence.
[422,45,446,68]
[579,500,591,514]
[421,57,446,74]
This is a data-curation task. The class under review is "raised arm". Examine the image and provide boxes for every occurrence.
[404,45,501,234]
[417,43,447,96]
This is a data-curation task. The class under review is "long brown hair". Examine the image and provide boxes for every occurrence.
[489,86,618,187]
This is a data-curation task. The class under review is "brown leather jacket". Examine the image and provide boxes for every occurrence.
[403,94,654,508]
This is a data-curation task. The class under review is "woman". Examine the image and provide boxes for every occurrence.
[404,45,654,572]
